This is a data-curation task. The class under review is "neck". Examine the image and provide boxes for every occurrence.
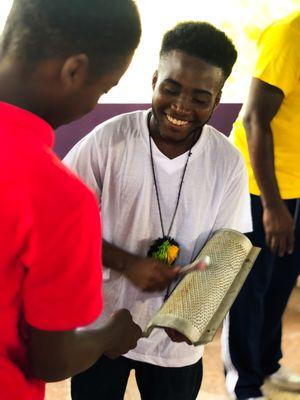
[0,57,46,120]
[148,112,202,159]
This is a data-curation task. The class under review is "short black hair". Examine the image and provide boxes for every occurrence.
[160,21,237,80]
[1,0,141,76]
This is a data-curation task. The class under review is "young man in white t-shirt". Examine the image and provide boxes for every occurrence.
[64,21,252,400]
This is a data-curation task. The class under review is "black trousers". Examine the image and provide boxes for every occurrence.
[223,195,300,399]
[71,354,203,400]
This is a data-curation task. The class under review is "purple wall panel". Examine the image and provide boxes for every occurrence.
[54,103,242,159]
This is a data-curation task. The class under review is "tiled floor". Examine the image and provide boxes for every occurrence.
[46,288,300,400]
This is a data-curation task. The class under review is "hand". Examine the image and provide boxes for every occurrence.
[263,202,295,256]
[105,309,142,359]
[124,256,180,292]
[165,328,192,345]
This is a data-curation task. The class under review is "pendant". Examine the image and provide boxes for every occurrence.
[148,236,180,265]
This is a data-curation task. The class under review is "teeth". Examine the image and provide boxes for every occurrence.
[166,114,189,126]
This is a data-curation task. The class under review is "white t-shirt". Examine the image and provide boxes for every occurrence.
[64,109,252,367]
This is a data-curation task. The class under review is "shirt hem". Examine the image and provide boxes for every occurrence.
[123,347,204,367]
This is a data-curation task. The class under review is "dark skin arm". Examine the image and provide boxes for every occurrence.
[103,241,190,342]
[243,77,294,256]
[28,309,142,382]
[103,240,180,292]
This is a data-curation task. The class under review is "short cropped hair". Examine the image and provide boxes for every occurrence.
[160,21,237,80]
[1,0,141,75]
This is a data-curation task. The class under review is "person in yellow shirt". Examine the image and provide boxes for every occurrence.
[222,11,300,400]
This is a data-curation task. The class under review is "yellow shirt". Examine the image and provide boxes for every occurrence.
[231,12,300,199]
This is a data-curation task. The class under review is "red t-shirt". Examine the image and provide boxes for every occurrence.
[0,102,103,400]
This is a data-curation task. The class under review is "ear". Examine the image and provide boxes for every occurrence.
[60,54,90,92]
[152,70,158,90]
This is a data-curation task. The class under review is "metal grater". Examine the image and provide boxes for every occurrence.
[144,229,261,345]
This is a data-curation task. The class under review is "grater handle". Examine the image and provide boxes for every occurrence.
[178,255,211,276]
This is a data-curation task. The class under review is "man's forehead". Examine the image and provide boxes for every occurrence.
[157,50,224,89]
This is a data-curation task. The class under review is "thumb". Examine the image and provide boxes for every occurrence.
[196,260,207,272]
[171,266,181,276]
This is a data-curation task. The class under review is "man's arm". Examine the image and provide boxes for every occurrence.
[64,135,179,291]
[25,181,143,382]
[103,240,180,292]
[243,77,294,256]
[28,309,142,382]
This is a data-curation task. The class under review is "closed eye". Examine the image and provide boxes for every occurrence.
[193,98,210,105]
[163,87,179,95]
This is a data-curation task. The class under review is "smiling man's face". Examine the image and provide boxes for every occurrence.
[150,50,224,146]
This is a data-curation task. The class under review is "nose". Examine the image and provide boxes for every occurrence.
[170,94,192,116]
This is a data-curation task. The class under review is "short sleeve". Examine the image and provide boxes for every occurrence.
[22,164,103,331]
[63,131,103,201]
[213,157,253,234]
[254,24,300,96]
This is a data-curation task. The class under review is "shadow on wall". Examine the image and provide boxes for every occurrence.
[54,103,242,159]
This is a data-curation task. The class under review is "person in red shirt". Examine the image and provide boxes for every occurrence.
[0,1,142,399]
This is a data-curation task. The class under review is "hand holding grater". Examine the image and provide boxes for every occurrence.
[144,229,261,345]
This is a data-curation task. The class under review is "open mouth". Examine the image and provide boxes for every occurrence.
[166,114,190,127]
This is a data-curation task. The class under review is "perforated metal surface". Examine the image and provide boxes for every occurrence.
[145,229,260,344]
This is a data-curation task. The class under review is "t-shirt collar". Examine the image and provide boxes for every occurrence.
[142,108,209,158]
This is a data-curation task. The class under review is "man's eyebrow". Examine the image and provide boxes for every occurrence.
[163,78,213,96]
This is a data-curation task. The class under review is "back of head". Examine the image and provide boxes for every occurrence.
[1,0,141,76]
[160,21,237,80]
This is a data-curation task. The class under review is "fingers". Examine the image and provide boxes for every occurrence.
[171,266,181,276]
[263,205,295,257]
[107,310,142,357]
[143,264,179,292]
[287,231,295,255]
[165,328,192,345]
[267,231,294,257]
[134,325,143,341]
